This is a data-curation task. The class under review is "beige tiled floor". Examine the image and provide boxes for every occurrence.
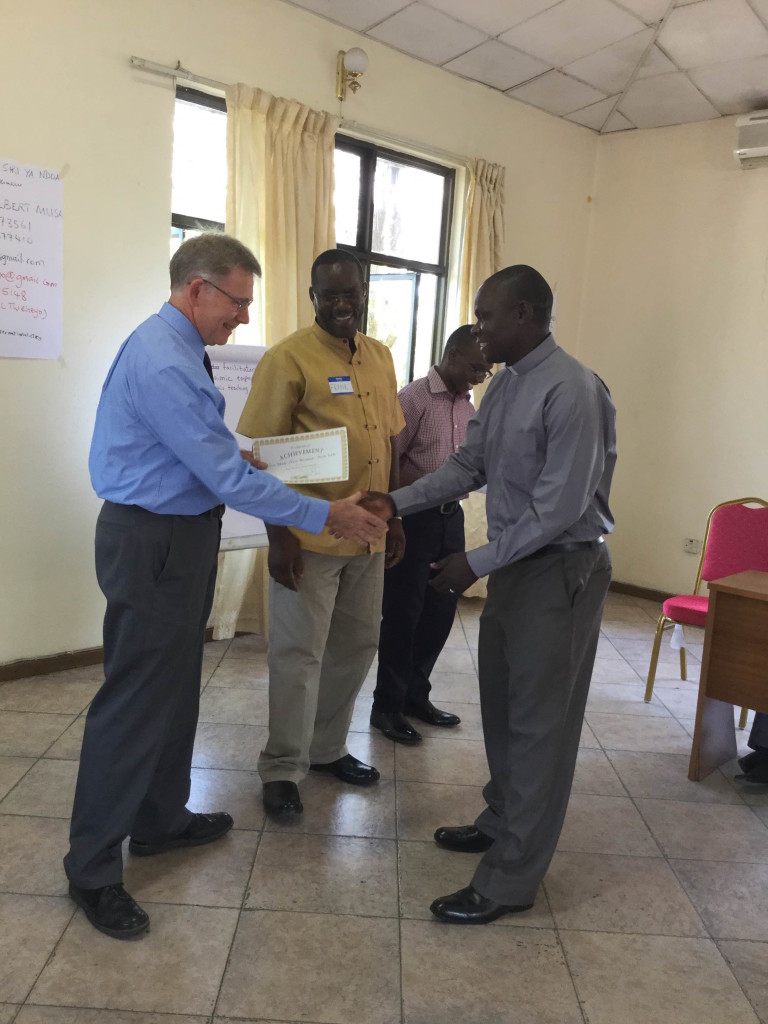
[0,593,766,1023]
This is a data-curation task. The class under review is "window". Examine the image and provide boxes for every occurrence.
[170,87,227,256]
[334,136,454,385]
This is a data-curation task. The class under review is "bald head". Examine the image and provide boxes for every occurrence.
[472,264,553,366]
[486,265,553,326]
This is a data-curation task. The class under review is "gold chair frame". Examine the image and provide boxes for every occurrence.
[644,496,768,730]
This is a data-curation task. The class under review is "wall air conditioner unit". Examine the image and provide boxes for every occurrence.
[734,110,768,168]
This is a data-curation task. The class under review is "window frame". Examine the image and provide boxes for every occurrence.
[334,134,455,382]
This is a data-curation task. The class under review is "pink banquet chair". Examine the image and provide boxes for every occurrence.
[644,497,768,730]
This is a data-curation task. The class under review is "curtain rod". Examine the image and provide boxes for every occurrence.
[130,56,227,93]
[130,55,470,167]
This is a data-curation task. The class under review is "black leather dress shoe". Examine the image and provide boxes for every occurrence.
[406,700,461,727]
[370,709,422,744]
[128,811,234,856]
[263,780,303,817]
[434,824,494,852]
[738,750,768,773]
[68,881,150,939]
[430,885,532,925]
[736,760,768,785]
[310,754,380,786]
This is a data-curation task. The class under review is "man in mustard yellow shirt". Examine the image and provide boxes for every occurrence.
[238,250,405,817]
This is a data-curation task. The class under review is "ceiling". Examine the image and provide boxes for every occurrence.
[280,0,768,132]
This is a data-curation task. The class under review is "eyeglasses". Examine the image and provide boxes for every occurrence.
[457,349,493,380]
[201,279,253,312]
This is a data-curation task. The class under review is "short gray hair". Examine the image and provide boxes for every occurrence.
[169,232,261,290]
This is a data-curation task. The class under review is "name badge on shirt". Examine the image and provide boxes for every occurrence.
[328,376,354,395]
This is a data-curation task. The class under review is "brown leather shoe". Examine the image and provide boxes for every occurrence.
[69,882,150,939]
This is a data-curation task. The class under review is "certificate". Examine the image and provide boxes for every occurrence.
[252,427,349,485]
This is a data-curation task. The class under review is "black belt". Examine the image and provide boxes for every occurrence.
[198,504,225,519]
[524,537,604,560]
[439,501,460,515]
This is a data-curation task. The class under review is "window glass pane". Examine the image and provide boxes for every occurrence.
[413,273,437,381]
[367,265,416,388]
[170,225,204,260]
[171,99,227,223]
[334,149,361,246]
[372,158,445,264]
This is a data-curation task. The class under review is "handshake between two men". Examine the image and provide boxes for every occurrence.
[240,451,391,554]
[243,454,474,591]
[341,490,479,597]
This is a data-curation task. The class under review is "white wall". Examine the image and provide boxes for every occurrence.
[1,0,598,663]
[577,117,768,593]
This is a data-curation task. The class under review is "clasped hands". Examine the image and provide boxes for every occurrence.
[325,491,404,568]
[241,451,392,553]
[359,491,478,594]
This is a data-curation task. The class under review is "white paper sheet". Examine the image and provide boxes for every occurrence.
[0,159,63,359]
[253,428,349,485]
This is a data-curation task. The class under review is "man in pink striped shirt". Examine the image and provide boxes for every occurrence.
[370,326,491,744]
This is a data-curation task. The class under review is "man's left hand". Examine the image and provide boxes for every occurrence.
[430,553,478,595]
[385,518,406,569]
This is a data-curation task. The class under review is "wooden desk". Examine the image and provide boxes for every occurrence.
[689,570,768,780]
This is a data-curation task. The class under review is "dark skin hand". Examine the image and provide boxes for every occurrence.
[359,491,404,569]
[266,524,303,591]
[359,491,396,519]
[384,517,405,569]
[385,438,405,569]
[267,515,400,588]
[429,552,478,596]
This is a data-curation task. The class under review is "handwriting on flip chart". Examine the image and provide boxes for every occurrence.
[206,344,269,548]
[0,160,63,359]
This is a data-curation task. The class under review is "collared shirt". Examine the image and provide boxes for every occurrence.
[394,366,475,486]
[390,335,616,578]
[88,302,328,533]
[237,320,405,555]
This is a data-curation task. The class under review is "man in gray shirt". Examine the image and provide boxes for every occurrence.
[363,265,615,923]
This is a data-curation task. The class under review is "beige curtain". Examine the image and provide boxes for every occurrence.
[458,159,505,600]
[208,86,339,639]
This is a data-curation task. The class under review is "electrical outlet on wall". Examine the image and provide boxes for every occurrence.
[684,538,701,555]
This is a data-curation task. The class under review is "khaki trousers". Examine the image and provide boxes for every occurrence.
[258,550,385,783]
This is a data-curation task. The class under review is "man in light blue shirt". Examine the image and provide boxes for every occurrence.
[363,265,615,924]
[64,234,385,939]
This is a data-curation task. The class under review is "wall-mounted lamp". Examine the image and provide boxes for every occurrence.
[336,47,369,101]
